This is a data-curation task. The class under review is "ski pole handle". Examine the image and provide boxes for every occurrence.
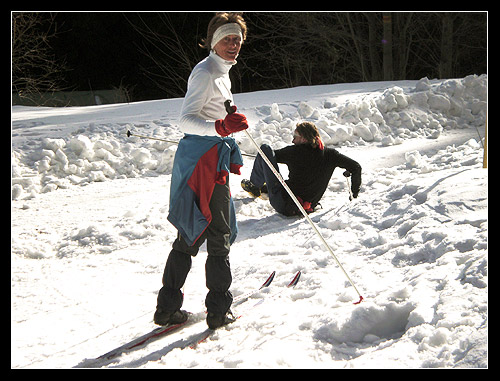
[225,99,236,115]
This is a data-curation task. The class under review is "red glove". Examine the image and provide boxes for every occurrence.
[215,106,249,137]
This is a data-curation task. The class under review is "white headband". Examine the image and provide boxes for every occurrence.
[211,23,243,49]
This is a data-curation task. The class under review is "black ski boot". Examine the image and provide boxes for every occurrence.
[154,308,188,326]
[206,310,236,330]
[241,179,261,198]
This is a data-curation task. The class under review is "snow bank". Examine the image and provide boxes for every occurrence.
[238,74,486,153]
[12,75,486,200]
[11,118,183,200]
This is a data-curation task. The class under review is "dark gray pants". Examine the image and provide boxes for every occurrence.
[250,144,298,216]
[157,181,233,315]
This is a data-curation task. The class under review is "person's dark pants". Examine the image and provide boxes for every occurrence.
[157,181,233,315]
[250,144,292,215]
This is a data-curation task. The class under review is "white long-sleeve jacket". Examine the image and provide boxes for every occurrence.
[178,51,235,136]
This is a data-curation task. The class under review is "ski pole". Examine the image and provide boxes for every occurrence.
[126,130,179,144]
[225,100,364,304]
[126,130,256,158]
[343,170,354,201]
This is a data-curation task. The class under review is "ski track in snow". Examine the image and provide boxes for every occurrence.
[12,76,487,368]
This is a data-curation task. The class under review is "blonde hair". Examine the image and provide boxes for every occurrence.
[200,12,248,50]
[295,122,323,149]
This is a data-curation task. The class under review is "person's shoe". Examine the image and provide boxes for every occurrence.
[206,310,236,330]
[241,179,261,198]
[154,308,188,326]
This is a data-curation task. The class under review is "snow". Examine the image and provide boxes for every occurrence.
[11,74,487,368]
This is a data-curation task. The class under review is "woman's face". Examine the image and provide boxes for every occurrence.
[292,129,308,145]
[213,35,242,62]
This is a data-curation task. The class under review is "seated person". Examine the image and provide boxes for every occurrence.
[241,121,362,216]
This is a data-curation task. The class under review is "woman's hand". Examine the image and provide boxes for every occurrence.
[215,106,248,136]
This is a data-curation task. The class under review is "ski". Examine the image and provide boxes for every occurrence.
[75,316,202,367]
[236,270,300,310]
[188,271,301,349]
[77,271,276,367]
[96,317,194,361]
[232,270,275,307]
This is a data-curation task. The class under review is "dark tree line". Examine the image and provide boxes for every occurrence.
[12,12,487,103]
[12,13,68,100]
[227,12,487,93]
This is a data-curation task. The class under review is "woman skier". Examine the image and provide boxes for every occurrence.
[155,13,249,330]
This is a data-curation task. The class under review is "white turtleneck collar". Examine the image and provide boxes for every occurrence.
[209,50,237,73]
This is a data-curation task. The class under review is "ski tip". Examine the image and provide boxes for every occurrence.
[287,271,301,288]
[261,271,276,289]
[353,295,364,305]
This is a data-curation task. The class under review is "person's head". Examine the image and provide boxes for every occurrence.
[293,122,324,150]
[200,12,248,62]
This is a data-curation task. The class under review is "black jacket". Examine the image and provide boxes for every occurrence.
[275,144,361,215]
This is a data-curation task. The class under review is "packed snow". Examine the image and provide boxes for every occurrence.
[12,75,487,368]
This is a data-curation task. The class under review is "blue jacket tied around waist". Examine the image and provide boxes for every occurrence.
[167,134,243,246]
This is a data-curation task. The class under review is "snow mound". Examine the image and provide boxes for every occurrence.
[12,119,183,199]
